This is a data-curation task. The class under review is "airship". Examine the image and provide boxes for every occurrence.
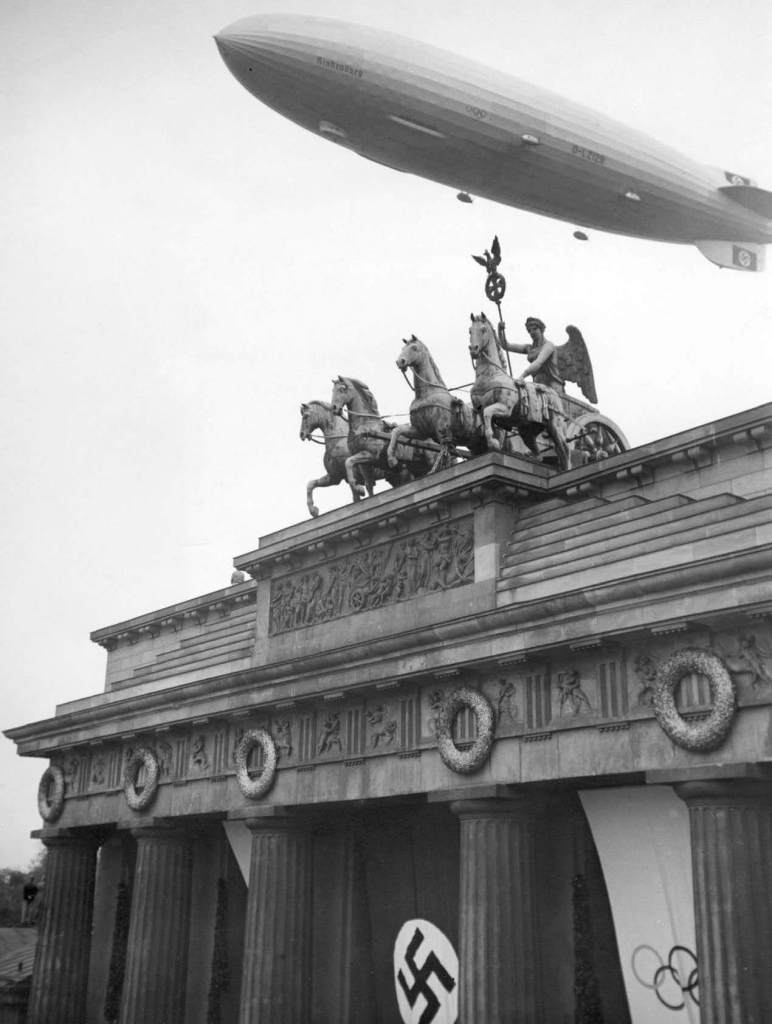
[215,14,772,271]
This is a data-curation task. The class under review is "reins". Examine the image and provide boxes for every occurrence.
[400,362,472,394]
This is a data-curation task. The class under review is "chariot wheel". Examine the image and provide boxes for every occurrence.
[566,412,629,463]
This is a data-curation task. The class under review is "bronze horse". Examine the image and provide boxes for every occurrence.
[300,400,372,517]
[468,313,570,468]
[387,335,483,471]
[330,376,433,493]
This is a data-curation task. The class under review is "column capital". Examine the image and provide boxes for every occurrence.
[228,806,313,832]
[675,778,772,806]
[450,792,548,820]
[127,822,193,842]
[31,826,105,849]
[647,762,772,786]
[241,813,312,835]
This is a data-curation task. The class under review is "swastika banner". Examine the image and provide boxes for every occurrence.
[394,919,458,1024]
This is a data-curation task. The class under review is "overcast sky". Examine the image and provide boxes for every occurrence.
[1,0,770,868]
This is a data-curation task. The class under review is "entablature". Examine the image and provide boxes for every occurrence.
[8,591,771,758]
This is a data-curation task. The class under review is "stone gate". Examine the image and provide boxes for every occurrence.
[7,402,772,1023]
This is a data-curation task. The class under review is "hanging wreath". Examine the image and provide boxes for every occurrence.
[654,648,736,752]
[235,729,277,799]
[37,764,65,822]
[123,746,160,812]
[436,686,495,774]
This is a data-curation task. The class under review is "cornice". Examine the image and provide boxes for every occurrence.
[8,542,772,755]
[89,580,256,650]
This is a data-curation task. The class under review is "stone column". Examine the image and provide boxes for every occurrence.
[119,825,193,1024]
[238,814,312,1024]
[452,797,543,1023]
[27,830,100,1024]
[676,780,772,1024]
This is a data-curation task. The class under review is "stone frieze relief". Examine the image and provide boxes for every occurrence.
[60,625,772,803]
[268,518,474,634]
[557,670,592,716]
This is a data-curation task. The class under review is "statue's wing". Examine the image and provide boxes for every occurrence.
[490,235,501,265]
[556,325,598,404]
[472,254,488,267]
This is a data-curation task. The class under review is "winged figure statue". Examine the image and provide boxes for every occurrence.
[556,325,597,404]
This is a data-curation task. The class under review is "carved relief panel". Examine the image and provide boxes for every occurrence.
[710,626,772,693]
[421,675,523,744]
[268,517,475,634]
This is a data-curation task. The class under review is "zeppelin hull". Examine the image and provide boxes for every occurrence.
[216,16,772,249]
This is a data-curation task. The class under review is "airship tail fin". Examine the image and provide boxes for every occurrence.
[694,240,765,272]
[719,183,772,220]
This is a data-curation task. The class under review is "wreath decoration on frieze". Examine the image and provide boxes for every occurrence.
[123,745,160,812]
[235,728,277,799]
[37,764,65,822]
[653,648,736,752]
[436,686,495,774]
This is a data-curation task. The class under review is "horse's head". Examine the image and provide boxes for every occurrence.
[331,376,379,418]
[299,402,311,440]
[396,334,424,372]
[299,400,332,440]
[330,376,354,415]
[468,312,494,360]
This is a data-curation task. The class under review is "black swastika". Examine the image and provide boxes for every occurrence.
[397,927,456,1024]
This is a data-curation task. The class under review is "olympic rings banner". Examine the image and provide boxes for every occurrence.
[579,786,700,1024]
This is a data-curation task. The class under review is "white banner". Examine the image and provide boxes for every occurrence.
[579,786,700,1024]
[223,820,251,883]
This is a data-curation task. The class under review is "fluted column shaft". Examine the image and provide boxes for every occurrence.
[27,832,99,1024]
[238,815,312,1024]
[119,826,192,1024]
[452,797,543,1023]
[676,781,772,1024]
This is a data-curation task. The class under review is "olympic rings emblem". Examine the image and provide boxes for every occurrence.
[631,944,699,1011]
